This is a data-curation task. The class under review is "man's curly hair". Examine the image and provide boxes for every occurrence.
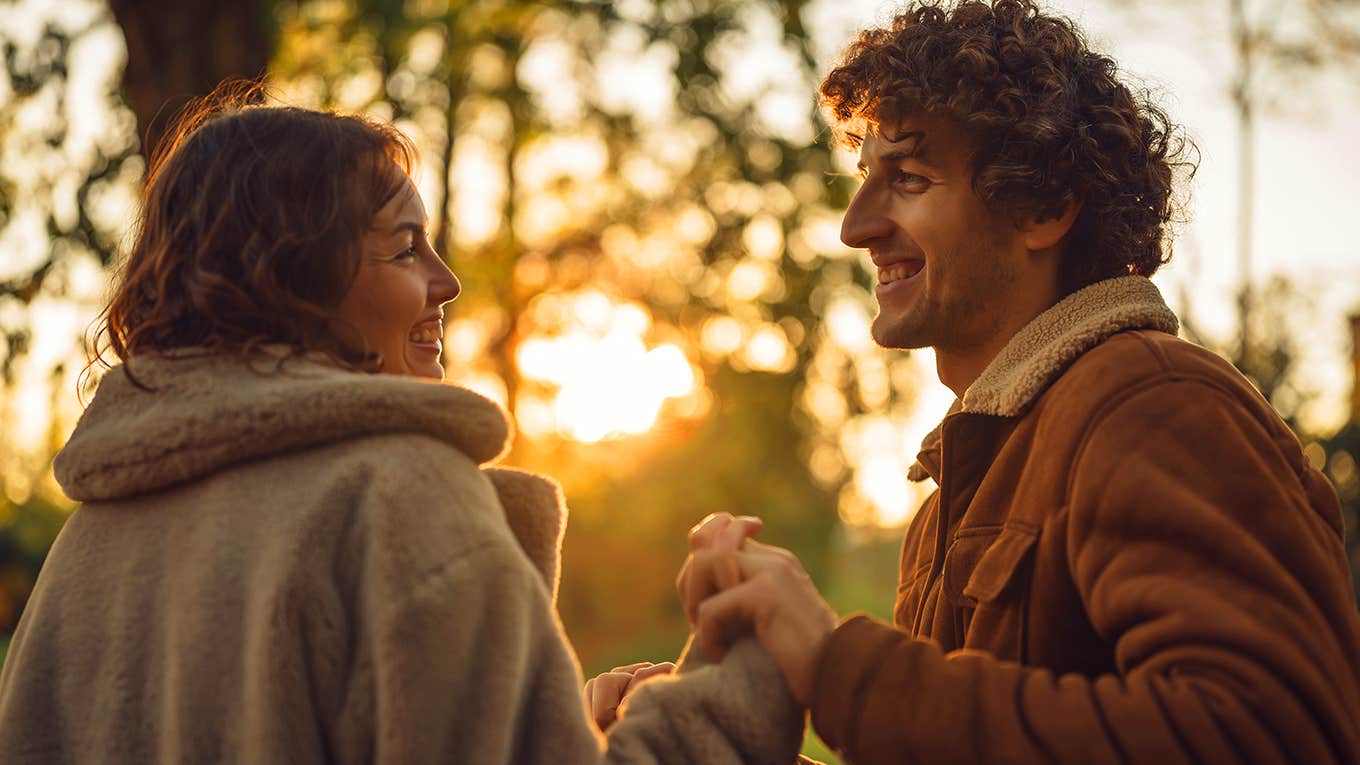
[821,0,1196,293]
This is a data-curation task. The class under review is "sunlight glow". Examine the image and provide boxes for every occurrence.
[516,291,699,443]
[741,323,796,373]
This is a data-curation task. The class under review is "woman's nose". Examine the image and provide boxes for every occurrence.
[430,256,461,305]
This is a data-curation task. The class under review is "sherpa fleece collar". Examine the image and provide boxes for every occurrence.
[56,349,511,502]
[55,349,572,598]
[907,276,1178,482]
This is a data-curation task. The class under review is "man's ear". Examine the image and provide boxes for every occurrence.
[1021,196,1083,252]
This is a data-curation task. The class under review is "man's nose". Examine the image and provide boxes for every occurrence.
[840,185,892,249]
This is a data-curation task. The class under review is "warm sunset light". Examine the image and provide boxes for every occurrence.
[514,290,699,443]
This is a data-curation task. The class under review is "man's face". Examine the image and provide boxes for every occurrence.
[841,111,1028,354]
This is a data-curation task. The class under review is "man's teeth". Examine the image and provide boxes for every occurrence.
[878,261,923,284]
[408,326,441,344]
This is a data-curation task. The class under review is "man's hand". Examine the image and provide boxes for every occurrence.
[676,513,764,624]
[677,513,837,707]
[583,661,676,731]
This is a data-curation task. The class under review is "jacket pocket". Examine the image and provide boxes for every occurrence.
[943,524,1039,608]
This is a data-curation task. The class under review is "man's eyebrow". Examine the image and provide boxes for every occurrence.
[856,131,931,173]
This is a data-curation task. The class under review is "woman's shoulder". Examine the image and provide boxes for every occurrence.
[314,432,566,598]
[57,351,511,503]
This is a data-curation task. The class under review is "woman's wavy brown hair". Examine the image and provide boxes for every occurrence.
[88,81,416,387]
[820,0,1196,293]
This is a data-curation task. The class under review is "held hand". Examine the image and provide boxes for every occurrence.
[583,661,676,731]
[691,540,837,708]
[676,513,764,625]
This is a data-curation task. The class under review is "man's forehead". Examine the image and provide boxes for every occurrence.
[856,123,928,161]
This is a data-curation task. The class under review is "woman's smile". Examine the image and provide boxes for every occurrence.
[407,315,443,353]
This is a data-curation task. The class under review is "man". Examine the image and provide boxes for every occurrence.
[677,1,1360,762]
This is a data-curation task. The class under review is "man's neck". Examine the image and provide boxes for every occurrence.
[934,280,1064,400]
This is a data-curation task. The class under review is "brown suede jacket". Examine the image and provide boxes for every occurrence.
[810,276,1360,764]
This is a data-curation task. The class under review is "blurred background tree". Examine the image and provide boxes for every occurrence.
[0,3,925,758]
[1,1,1359,761]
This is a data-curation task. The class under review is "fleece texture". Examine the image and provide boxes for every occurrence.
[959,275,1179,417]
[811,276,1360,764]
[907,275,1177,481]
[0,350,803,765]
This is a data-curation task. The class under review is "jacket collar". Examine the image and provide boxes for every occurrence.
[908,276,1178,482]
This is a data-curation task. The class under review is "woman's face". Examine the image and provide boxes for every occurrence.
[335,173,460,379]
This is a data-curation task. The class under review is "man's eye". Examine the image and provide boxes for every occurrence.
[893,170,929,188]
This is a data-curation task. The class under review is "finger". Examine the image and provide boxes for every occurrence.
[610,662,653,674]
[691,514,763,551]
[588,671,632,729]
[680,548,734,625]
[688,512,735,550]
[626,661,676,690]
[713,542,743,592]
[714,516,755,552]
[695,579,764,662]
[677,547,712,626]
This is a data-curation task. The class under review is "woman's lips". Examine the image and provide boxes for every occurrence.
[407,321,442,347]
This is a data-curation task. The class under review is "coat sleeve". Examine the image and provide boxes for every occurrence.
[808,379,1360,764]
[604,637,805,765]
[358,537,606,765]
[358,539,806,765]
[339,440,805,765]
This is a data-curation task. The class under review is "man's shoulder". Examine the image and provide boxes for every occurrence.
[1039,329,1272,425]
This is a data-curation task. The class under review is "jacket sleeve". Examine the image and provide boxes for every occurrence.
[808,380,1360,764]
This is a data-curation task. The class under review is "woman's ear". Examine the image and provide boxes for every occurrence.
[1021,196,1083,252]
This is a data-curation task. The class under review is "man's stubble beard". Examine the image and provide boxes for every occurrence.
[869,238,1019,354]
[870,286,938,351]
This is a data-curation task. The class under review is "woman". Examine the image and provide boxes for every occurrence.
[0,87,802,764]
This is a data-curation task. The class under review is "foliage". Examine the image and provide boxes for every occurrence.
[267,0,919,670]
[1315,422,1360,598]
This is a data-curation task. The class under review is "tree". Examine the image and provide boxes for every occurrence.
[0,4,919,702]
[270,0,914,667]
[107,0,275,157]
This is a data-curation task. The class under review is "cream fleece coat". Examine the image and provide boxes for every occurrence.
[0,350,803,764]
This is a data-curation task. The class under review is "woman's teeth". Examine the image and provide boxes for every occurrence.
[408,326,441,344]
[878,261,924,284]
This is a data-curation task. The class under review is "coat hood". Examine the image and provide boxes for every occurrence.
[55,349,512,503]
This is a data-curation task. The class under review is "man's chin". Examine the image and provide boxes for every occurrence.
[870,316,932,351]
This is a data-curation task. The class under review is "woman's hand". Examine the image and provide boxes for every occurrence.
[583,661,676,731]
[677,513,837,708]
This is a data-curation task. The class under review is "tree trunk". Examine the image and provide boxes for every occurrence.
[1229,0,1256,364]
[108,0,275,158]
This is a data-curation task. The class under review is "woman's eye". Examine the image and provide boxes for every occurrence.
[392,244,417,261]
